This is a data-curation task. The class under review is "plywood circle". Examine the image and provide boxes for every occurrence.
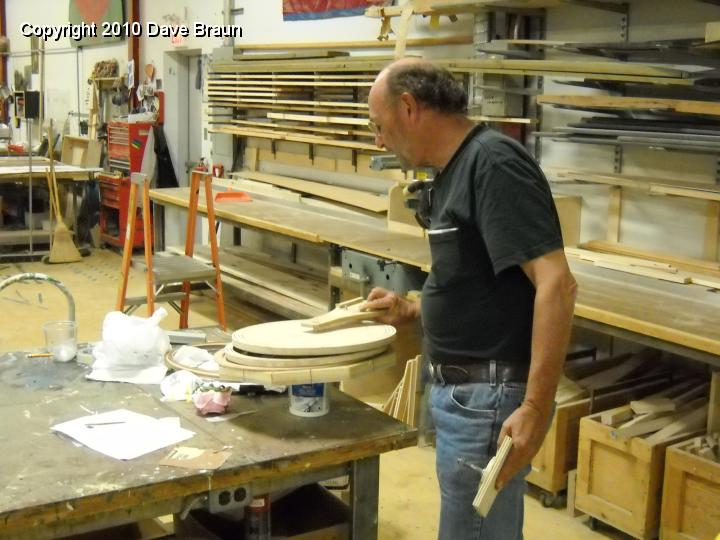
[224,343,387,368]
[232,320,396,356]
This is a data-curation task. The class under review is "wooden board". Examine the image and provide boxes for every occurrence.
[234,170,389,213]
[232,319,396,356]
[216,347,397,385]
[538,94,720,118]
[579,240,720,275]
[223,343,387,368]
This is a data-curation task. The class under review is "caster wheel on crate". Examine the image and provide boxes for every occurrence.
[588,517,599,531]
[540,492,557,508]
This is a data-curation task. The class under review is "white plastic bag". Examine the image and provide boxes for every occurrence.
[89,308,170,384]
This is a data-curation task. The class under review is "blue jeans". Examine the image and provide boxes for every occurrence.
[430,381,529,540]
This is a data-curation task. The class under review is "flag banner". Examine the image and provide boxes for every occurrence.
[283,0,389,21]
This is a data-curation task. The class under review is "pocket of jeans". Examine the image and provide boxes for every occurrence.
[449,384,498,416]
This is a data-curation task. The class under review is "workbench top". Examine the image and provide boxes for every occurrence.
[150,186,432,271]
[0,352,416,538]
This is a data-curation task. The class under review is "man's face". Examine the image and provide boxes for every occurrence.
[368,80,415,170]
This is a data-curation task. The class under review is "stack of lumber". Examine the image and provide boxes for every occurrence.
[603,380,709,445]
[383,356,420,427]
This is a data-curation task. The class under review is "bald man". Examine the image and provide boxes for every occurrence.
[364,59,577,540]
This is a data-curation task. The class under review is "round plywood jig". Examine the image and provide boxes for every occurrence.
[232,320,396,356]
[224,343,387,368]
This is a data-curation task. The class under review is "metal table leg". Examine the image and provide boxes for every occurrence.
[349,455,380,540]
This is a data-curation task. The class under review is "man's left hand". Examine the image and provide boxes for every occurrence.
[495,402,551,489]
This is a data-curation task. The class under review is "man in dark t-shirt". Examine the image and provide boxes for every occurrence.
[364,59,577,539]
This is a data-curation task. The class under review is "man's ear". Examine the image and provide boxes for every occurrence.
[398,91,419,122]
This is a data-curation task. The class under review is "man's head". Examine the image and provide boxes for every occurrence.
[368,59,468,170]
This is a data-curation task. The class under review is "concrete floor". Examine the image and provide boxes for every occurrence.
[0,249,630,540]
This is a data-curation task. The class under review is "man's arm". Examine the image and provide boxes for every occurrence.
[496,248,577,488]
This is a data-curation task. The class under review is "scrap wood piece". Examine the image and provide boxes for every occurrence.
[611,411,679,440]
[630,396,677,415]
[592,261,692,284]
[601,406,634,426]
[301,297,387,332]
[473,436,513,518]
[556,374,588,405]
[564,247,677,272]
[645,403,709,445]
[579,240,720,276]
[576,349,660,391]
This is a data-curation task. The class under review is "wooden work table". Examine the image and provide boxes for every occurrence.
[0,156,98,182]
[0,352,416,539]
[150,186,720,366]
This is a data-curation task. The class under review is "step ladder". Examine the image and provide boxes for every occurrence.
[116,171,226,330]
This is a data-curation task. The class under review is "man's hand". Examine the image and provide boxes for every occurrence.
[495,402,551,489]
[362,287,420,326]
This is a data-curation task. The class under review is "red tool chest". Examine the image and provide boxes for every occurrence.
[98,173,150,248]
[107,121,152,173]
[101,121,153,247]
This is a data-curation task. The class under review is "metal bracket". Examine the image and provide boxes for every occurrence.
[613,145,624,174]
[341,250,425,296]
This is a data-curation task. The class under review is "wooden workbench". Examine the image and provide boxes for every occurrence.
[150,186,720,367]
[0,156,97,182]
[0,352,416,539]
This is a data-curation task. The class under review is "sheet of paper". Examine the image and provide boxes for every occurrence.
[86,365,168,384]
[51,409,194,460]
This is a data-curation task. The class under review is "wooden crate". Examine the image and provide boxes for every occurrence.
[575,410,702,540]
[660,438,720,540]
[528,376,671,496]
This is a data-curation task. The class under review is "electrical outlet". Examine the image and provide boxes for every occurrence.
[207,485,252,513]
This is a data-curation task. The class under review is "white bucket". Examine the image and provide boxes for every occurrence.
[289,383,329,417]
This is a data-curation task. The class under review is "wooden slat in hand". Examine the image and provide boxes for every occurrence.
[473,436,514,518]
[301,297,387,332]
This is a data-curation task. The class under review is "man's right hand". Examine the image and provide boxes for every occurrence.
[362,287,420,326]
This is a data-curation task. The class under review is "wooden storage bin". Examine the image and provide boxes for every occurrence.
[575,409,702,540]
[529,375,671,497]
[660,438,720,540]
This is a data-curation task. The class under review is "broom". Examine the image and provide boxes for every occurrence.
[46,123,81,263]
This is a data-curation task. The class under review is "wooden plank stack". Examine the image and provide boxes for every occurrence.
[575,381,709,540]
[528,348,675,497]
[383,356,421,427]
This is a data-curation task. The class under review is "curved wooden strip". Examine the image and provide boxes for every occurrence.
[224,343,387,368]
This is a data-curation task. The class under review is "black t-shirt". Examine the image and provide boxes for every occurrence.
[421,125,563,366]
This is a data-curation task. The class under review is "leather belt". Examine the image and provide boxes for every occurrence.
[428,360,528,385]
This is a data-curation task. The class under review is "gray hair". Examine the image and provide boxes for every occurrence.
[385,62,467,115]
